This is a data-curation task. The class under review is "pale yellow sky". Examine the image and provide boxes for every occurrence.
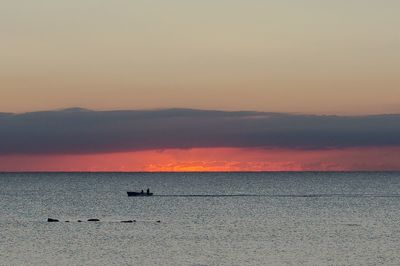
[1,0,399,114]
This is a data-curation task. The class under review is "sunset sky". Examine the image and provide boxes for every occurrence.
[1,1,399,171]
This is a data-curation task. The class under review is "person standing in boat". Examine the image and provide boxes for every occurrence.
[141,189,144,194]
[146,188,150,195]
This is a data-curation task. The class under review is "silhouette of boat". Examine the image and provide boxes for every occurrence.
[127,191,153,197]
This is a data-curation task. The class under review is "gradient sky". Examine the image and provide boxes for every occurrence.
[1,1,400,171]
[1,0,400,114]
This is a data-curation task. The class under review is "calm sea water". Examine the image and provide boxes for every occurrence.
[1,172,400,265]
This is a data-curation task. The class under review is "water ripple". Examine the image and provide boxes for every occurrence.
[153,194,400,198]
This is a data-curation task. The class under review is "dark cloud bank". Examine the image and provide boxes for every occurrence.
[0,108,399,155]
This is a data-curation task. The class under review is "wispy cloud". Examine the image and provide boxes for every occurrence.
[1,108,399,155]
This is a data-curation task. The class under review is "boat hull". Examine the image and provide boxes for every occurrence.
[127,192,154,197]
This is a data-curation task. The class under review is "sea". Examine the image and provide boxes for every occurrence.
[1,172,400,265]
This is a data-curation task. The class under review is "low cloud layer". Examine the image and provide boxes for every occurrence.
[0,108,399,155]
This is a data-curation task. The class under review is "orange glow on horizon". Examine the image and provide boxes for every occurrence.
[1,147,400,172]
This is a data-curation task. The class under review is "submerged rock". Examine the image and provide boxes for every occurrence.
[47,218,59,222]
[65,221,70,223]
[87,219,100,222]
[77,220,82,222]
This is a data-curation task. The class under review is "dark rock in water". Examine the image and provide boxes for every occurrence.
[156,220,161,223]
[133,220,136,222]
[77,220,82,222]
[121,220,133,223]
[87,219,100,222]
[47,218,59,222]
[65,221,70,223]
[346,223,361,227]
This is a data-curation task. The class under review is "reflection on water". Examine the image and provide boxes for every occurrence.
[1,172,400,265]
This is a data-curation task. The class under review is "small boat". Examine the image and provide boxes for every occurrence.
[127,191,153,197]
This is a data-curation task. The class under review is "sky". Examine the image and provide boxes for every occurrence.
[1,1,399,171]
[1,109,400,171]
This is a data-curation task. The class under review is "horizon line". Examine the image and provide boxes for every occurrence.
[1,170,400,174]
